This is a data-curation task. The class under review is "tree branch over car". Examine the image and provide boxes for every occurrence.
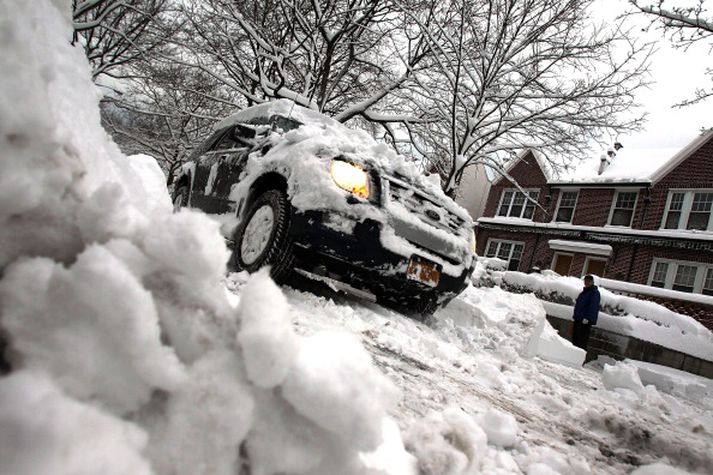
[171,0,429,122]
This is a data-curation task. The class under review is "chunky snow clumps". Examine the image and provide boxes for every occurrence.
[0,2,410,473]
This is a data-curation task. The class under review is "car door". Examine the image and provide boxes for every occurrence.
[192,125,255,214]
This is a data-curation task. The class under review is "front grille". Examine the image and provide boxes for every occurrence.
[386,177,466,235]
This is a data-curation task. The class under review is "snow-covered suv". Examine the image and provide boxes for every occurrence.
[172,100,475,314]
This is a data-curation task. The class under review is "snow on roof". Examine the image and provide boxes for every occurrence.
[551,129,713,185]
[214,99,341,131]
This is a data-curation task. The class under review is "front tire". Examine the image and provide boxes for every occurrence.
[233,189,295,282]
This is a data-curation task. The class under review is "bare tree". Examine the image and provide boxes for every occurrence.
[169,0,430,121]
[102,62,233,185]
[630,0,713,105]
[72,0,170,83]
[389,0,652,194]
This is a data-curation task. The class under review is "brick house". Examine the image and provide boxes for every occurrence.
[475,130,713,323]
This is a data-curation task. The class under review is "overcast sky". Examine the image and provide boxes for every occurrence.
[598,0,711,152]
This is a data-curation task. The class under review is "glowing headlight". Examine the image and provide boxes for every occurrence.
[330,160,369,199]
[470,229,477,255]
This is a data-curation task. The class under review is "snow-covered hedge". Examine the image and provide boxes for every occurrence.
[475,270,713,361]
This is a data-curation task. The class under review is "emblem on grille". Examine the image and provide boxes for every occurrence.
[425,209,440,221]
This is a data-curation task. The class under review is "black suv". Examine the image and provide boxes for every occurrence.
[173,100,475,314]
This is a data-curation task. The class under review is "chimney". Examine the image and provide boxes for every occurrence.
[598,141,623,175]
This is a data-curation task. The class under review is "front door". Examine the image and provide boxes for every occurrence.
[553,253,573,276]
[584,258,607,277]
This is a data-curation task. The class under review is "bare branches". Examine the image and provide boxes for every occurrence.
[396,0,652,193]
[629,0,713,106]
[79,0,652,197]
[630,0,713,44]
[169,0,427,122]
[72,0,171,82]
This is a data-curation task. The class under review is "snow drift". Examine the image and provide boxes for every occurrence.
[0,2,411,473]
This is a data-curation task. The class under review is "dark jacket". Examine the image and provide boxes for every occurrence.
[573,285,600,325]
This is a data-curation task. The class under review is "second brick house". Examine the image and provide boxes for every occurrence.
[476,129,713,301]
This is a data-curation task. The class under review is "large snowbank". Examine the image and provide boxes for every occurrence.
[487,270,713,361]
[0,2,413,473]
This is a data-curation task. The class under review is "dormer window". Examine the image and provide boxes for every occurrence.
[662,190,713,231]
[554,190,578,223]
[496,189,539,219]
[608,191,638,227]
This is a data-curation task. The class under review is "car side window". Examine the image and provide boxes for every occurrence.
[212,125,256,151]
[213,128,241,151]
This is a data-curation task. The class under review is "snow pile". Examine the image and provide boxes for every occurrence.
[270,276,713,474]
[443,285,585,368]
[476,408,519,448]
[625,360,713,400]
[404,407,488,474]
[493,271,713,361]
[0,2,413,473]
[0,371,152,475]
[602,362,646,392]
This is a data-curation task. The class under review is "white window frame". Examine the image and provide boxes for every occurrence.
[496,188,540,220]
[484,238,525,270]
[553,189,579,223]
[659,189,713,232]
[647,258,713,295]
[607,189,639,227]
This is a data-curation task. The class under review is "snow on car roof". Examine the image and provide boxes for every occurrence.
[214,99,342,131]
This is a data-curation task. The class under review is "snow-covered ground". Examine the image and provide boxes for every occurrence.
[223,277,713,474]
[1,2,712,474]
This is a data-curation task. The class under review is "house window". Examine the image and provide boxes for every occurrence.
[688,192,713,230]
[663,192,685,229]
[704,269,713,296]
[650,261,669,288]
[648,259,713,295]
[484,239,524,271]
[609,191,637,226]
[554,191,578,223]
[673,264,698,293]
[661,190,713,231]
[497,189,539,219]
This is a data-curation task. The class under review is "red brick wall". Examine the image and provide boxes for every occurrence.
[476,228,546,272]
[484,152,549,219]
[571,188,617,227]
[640,135,713,230]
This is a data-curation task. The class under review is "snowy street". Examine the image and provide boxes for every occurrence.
[226,274,713,474]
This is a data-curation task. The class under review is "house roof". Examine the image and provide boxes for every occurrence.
[550,129,713,186]
[494,149,552,185]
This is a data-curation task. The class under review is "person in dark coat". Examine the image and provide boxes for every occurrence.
[572,275,600,351]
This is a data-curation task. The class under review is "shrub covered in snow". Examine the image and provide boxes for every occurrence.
[481,270,713,361]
